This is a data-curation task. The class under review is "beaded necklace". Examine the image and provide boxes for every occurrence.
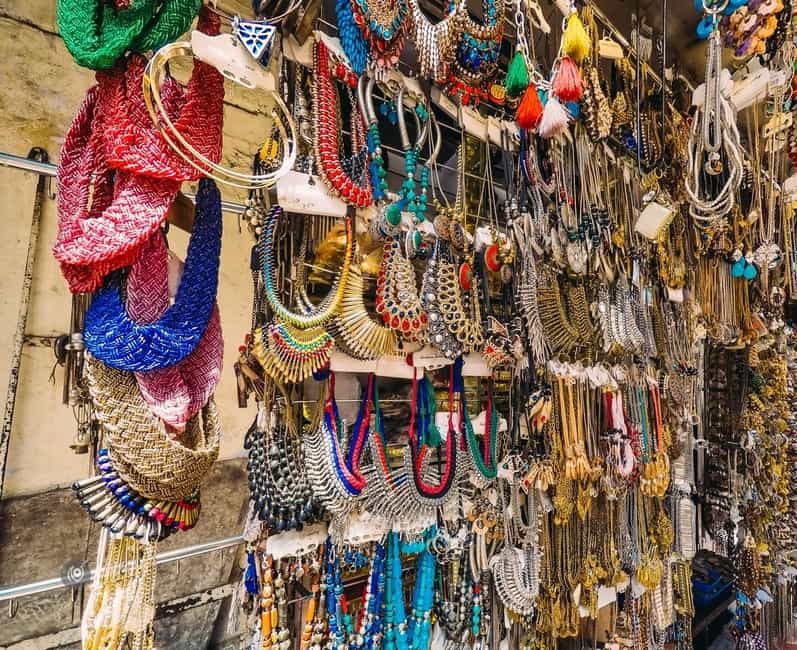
[260,205,354,329]
[375,238,428,341]
[324,540,351,650]
[313,40,373,208]
[407,546,437,650]
[404,369,460,503]
[445,0,505,104]
[351,0,409,66]
[350,541,386,650]
[384,532,410,650]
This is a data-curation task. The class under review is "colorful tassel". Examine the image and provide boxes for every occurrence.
[537,97,571,139]
[552,56,583,102]
[505,51,530,98]
[562,12,591,63]
[516,83,544,129]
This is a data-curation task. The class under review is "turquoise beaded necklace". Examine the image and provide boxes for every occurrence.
[407,545,436,650]
[383,532,409,650]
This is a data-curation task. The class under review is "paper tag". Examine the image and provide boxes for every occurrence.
[330,351,377,374]
[277,171,347,217]
[634,201,675,240]
[266,523,328,559]
[341,510,388,544]
[462,352,491,377]
[598,586,618,608]
[375,356,415,379]
[412,345,453,369]
[473,226,497,252]
[191,31,275,91]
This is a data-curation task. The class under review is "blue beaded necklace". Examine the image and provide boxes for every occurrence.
[384,532,409,650]
[350,541,385,650]
[325,539,350,650]
[407,545,436,650]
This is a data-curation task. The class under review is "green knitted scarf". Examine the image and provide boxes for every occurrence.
[58,0,201,70]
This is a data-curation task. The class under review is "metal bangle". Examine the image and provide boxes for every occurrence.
[143,42,297,189]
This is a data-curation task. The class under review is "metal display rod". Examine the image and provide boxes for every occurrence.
[0,535,244,602]
[0,152,247,215]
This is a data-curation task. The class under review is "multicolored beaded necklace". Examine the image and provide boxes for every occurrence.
[406,369,459,500]
[351,0,408,66]
[444,0,505,105]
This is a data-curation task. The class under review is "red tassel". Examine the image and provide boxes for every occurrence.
[552,57,583,102]
[515,82,544,129]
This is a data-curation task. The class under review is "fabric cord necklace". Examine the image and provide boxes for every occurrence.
[84,178,222,371]
[58,0,202,70]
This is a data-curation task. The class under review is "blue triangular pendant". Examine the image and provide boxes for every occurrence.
[233,18,277,65]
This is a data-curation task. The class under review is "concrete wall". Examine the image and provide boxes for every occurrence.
[0,1,264,646]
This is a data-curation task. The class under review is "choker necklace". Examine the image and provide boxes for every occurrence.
[313,39,373,208]
[261,205,354,329]
[84,178,222,371]
[304,374,374,518]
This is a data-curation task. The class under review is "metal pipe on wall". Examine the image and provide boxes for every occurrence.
[0,535,245,602]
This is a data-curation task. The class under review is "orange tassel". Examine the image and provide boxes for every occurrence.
[515,83,544,129]
[552,57,583,102]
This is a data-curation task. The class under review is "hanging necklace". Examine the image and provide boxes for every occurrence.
[375,237,428,341]
[455,360,498,483]
[384,531,410,650]
[409,0,465,82]
[445,0,505,104]
[351,0,409,66]
[261,205,354,329]
[313,39,373,208]
[329,261,399,360]
[402,369,461,516]
[304,373,374,519]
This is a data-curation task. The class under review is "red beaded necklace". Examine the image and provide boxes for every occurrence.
[312,39,373,208]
